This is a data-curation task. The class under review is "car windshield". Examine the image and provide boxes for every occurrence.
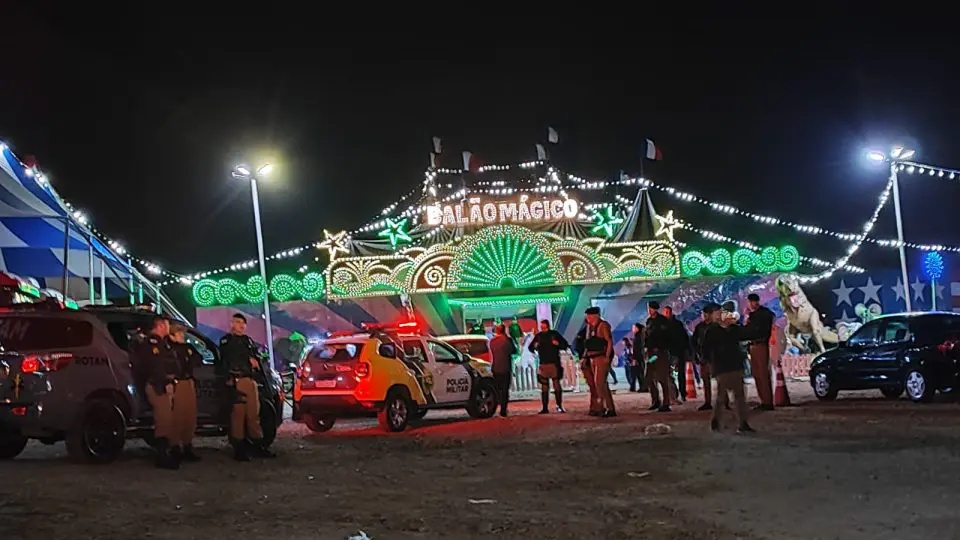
[308,342,363,362]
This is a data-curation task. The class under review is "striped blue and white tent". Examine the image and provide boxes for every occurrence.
[0,141,186,320]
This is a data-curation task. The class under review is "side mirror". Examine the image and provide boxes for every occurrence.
[378,343,396,358]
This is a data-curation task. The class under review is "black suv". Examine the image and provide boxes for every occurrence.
[809,312,960,402]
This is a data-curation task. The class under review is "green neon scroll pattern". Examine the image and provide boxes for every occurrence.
[192,272,326,307]
[681,245,800,277]
[681,248,731,275]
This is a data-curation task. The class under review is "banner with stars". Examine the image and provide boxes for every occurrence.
[826,265,952,326]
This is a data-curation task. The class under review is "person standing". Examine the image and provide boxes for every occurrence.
[219,313,275,461]
[584,307,616,417]
[690,307,713,411]
[620,337,637,392]
[135,316,179,470]
[663,306,690,404]
[745,293,775,411]
[701,303,755,433]
[529,320,569,414]
[168,322,201,462]
[632,323,646,392]
[574,324,600,415]
[644,302,672,412]
[490,324,517,417]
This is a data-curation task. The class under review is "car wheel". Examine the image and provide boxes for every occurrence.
[880,386,903,399]
[0,428,28,459]
[304,414,337,433]
[904,369,934,402]
[467,380,498,419]
[66,398,127,464]
[378,390,411,432]
[812,371,838,401]
[257,400,279,447]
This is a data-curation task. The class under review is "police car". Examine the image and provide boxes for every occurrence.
[293,323,498,433]
[0,302,283,463]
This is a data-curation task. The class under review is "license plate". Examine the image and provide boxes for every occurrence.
[314,379,337,389]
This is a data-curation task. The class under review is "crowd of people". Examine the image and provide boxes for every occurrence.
[490,294,777,433]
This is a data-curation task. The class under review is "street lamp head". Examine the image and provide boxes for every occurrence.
[257,164,273,177]
[234,165,252,177]
[866,150,886,162]
[899,149,915,160]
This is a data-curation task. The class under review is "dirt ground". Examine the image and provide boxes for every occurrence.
[4,380,960,540]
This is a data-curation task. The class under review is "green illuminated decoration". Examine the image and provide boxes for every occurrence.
[447,292,570,308]
[326,224,680,298]
[192,272,325,307]
[378,217,412,248]
[449,226,560,290]
[589,207,624,238]
[681,245,800,277]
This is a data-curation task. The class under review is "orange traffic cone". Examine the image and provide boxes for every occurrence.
[685,362,697,400]
[774,362,791,406]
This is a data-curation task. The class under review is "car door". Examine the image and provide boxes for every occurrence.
[401,338,437,405]
[860,318,911,386]
[838,320,881,388]
[425,339,472,404]
[185,330,220,423]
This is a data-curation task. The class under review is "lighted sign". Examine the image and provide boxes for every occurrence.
[425,195,579,227]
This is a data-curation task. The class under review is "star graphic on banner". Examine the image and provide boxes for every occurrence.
[910,276,926,302]
[858,277,882,305]
[378,217,413,248]
[832,279,854,307]
[835,310,857,325]
[589,207,624,238]
[318,229,350,261]
[936,282,945,299]
[654,210,682,242]
[891,278,906,303]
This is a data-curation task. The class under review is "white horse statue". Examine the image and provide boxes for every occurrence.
[775,273,838,354]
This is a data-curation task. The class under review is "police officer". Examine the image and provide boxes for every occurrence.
[135,315,179,469]
[219,313,275,461]
[168,322,201,462]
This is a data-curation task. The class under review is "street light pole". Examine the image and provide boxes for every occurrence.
[889,162,912,312]
[249,177,275,367]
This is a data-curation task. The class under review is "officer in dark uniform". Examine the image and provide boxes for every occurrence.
[168,322,201,463]
[134,315,180,469]
[219,313,275,461]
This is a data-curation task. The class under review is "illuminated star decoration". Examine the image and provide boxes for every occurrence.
[378,217,413,249]
[318,229,350,261]
[654,210,682,242]
[589,207,624,238]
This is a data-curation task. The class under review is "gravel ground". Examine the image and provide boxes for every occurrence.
[3,381,960,540]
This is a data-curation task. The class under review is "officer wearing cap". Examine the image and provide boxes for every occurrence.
[135,315,179,469]
[168,322,201,463]
[219,313,275,460]
[583,306,617,417]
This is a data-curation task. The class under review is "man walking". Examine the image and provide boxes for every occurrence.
[584,306,616,417]
[529,320,568,413]
[690,307,713,411]
[745,293,775,411]
[620,337,636,392]
[701,303,755,433]
[644,302,672,412]
[632,323,646,392]
[663,306,690,404]
[490,324,517,417]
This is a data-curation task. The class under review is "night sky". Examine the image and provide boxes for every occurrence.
[4,9,960,287]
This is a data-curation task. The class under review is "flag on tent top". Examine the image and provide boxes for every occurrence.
[429,153,438,169]
[536,144,547,161]
[645,139,663,161]
[462,151,481,172]
[432,137,442,154]
[548,127,559,144]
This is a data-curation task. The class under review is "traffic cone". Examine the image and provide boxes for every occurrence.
[685,362,697,399]
[774,362,791,406]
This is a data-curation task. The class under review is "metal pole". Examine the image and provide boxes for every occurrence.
[61,218,70,297]
[891,162,912,312]
[88,241,95,305]
[99,258,106,304]
[127,257,135,305]
[250,178,275,366]
[932,278,937,311]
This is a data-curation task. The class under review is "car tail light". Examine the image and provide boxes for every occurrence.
[355,361,371,378]
[21,352,73,374]
[938,340,958,354]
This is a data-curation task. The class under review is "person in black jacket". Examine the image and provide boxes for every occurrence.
[631,323,646,392]
[644,301,672,412]
[133,315,179,469]
[219,313,274,460]
[663,306,691,404]
[168,322,201,463]
[529,320,569,414]
[745,293,776,410]
[701,303,755,433]
[690,309,713,411]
